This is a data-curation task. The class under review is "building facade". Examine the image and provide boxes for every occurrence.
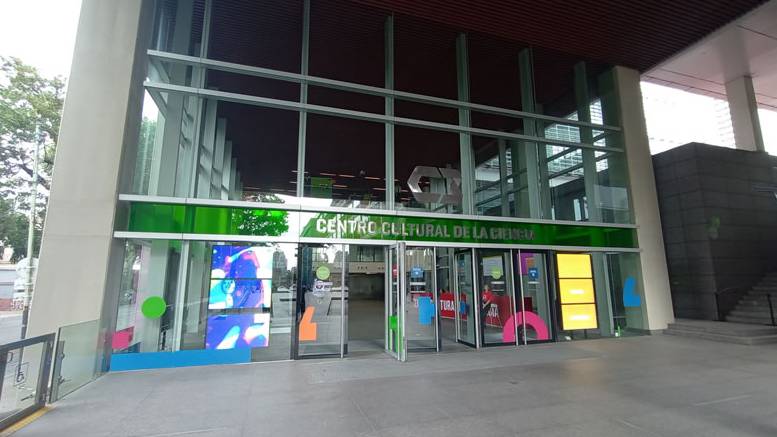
[29,0,678,370]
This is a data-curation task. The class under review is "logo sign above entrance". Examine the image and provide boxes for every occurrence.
[124,202,638,249]
[407,166,462,205]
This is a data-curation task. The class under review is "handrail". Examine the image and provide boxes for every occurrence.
[714,286,776,326]
[713,286,749,322]
[0,333,55,431]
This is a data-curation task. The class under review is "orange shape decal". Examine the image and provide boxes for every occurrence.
[299,307,317,342]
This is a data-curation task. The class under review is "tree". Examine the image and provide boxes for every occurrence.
[0,57,65,259]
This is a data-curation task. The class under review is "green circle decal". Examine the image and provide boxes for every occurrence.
[316,266,331,280]
[491,268,503,280]
[141,296,167,319]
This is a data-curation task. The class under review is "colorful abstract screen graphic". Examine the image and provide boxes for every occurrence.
[556,253,598,331]
[209,246,272,310]
[206,313,270,350]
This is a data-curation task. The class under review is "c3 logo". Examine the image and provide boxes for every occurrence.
[407,166,462,205]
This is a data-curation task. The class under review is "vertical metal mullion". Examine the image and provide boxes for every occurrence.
[385,247,389,352]
[456,34,474,215]
[517,250,527,345]
[575,62,601,222]
[398,243,407,361]
[340,244,346,358]
[185,0,211,198]
[518,49,545,219]
[452,252,461,342]
[471,249,481,349]
[498,139,510,216]
[296,0,311,197]
[509,250,519,347]
[432,247,440,352]
[384,15,395,209]
[171,241,190,351]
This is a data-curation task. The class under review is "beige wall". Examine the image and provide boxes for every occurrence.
[614,66,675,331]
[28,1,151,337]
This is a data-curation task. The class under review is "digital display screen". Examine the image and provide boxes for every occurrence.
[209,246,273,309]
[206,313,270,350]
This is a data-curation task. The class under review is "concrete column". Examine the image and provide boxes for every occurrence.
[725,76,765,152]
[28,0,154,338]
[611,66,674,331]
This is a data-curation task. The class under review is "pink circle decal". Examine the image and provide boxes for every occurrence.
[502,311,550,342]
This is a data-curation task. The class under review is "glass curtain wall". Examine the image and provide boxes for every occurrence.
[130,1,634,221]
[113,240,297,362]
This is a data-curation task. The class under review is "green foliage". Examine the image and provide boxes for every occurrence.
[0,57,65,259]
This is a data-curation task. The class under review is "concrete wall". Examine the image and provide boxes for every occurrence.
[612,66,675,331]
[653,143,777,319]
[28,1,153,337]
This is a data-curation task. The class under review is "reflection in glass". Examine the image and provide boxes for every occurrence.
[477,249,515,345]
[454,250,476,346]
[517,252,553,343]
[404,247,436,350]
[297,244,344,357]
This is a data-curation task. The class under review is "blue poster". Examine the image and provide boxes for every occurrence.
[528,267,539,280]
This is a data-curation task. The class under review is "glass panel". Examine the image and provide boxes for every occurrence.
[297,244,343,357]
[516,252,553,343]
[0,343,44,422]
[395,126,461,213]
[387,247,402,359]
[309,0,385,87]
[150,0,205,57]
[404,247,436,350]
[346,246,386,354]
[51,319,100,401]
[454,250,476,346]
[201,101,299,203]
[114,240,181,354]
[473,136,515,217]
[303,114,385,208]
[435,248,456,346]
[208,0,303,72]
[606,252,647,336]
[476,249,514,346]
[395,16,458,100]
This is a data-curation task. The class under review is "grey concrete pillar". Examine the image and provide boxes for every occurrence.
[725,76,765,152]
[612,66,675,331]
[28,0,153,337]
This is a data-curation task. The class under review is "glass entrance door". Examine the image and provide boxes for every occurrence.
[476,249,516,346]
[296,244,345,358]
[515,251,553,344]
[386,243,406,361]
[453,249,478,347]
[404,247,438,351]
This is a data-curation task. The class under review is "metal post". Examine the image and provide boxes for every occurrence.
[21,137,40,340]
[384,15,395,209]
[767,293,776,326]
[296,0,310,197]
[456,34,474,215]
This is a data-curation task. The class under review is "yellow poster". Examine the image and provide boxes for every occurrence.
[561,304,598,330]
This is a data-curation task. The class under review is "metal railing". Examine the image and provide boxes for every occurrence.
[714,286,749,322]
[0,333,55,431]
[714,286,776,326]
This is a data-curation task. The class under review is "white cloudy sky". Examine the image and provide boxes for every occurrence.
[0,0,82,78]
[0,0,774,155]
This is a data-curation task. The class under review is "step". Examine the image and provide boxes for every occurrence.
[667,319,777,337]
[730,308,775,317]
[663,328,777,345]
[725,315,777,325]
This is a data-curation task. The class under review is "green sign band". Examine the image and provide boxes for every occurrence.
[124,202,637,248]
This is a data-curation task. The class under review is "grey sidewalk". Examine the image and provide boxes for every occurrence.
[14,335,777,437]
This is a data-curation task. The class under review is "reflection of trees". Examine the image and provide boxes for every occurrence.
[234,208,289,237]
